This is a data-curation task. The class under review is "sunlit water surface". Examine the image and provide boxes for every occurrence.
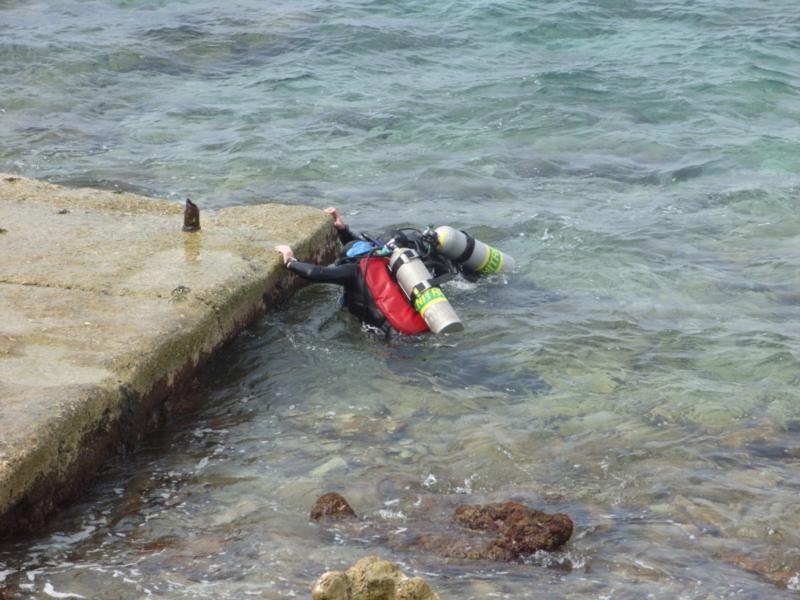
[2,0,800,598]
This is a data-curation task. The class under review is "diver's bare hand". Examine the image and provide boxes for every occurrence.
[324,207,347,230]
[274,245,296,266]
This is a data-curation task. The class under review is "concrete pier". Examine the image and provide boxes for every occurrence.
[0,174,337,536]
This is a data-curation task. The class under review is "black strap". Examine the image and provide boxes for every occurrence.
[361,232,379,245]
[429,273,455,287]
[412,280,434,298]
[455,231,476,263]
[389,249,416,279]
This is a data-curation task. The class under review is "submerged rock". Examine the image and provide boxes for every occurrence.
[311,492,357,522]
[311,456,349,478]
[413,501,573,561]
[452,501,574,560]
[311,493,573,562]
[719,551,800,590]
[312,556,441,600]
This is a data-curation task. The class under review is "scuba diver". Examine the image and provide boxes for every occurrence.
[274,207,514,337]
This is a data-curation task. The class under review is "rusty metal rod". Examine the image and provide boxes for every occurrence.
[182,198,200,232]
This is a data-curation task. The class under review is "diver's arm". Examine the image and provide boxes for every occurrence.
[275,244,359,285]
[324,207,358,244]
[336,226,357,244]
[287,261,359,285]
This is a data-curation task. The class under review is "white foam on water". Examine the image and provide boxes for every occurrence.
[43,582,86,599]
[787,573,800,591]
[377,509,407,522]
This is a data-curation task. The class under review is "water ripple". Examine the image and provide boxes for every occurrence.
[3,0,800,597]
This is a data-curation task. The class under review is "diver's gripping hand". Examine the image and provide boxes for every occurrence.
[324,207,347,230]
[274,245,296,267]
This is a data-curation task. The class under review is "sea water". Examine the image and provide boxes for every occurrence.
[2,0,800,597]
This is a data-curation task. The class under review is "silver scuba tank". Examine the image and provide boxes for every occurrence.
[433,225,515,274]
[388,247,464,334]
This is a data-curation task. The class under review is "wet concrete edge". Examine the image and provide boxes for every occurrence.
[0,180,337,539]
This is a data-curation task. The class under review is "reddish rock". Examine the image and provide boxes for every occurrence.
[311,492,357,522]
[453,501,573,560]
[310,494,573,563]
[720,551,800,590]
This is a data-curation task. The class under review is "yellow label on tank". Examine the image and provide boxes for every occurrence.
[414,286,447,317]
[478,246,504,274]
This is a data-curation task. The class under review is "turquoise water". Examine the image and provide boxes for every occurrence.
[3,0,800,597]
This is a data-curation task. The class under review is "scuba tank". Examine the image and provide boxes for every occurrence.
[388,247,464,334]
[432,225,515,274]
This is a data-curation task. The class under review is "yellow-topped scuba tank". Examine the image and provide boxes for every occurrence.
[388,247,464,334]
[433,225,515,274]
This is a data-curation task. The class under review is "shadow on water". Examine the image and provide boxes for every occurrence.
[383,340,550,399]
[309,271,560,400]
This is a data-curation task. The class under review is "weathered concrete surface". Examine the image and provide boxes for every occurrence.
[0,174,337,537]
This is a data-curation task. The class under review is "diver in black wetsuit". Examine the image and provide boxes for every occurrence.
[275,207,458,334]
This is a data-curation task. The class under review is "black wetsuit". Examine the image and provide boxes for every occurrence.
[286,226,457,332]
[287,226,389,330]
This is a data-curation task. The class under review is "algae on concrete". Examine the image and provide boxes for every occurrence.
[0,174,336,535]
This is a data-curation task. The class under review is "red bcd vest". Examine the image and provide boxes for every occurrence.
[359,257,429,335]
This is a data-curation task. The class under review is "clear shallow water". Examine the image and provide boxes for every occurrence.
[2,0,800,597]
